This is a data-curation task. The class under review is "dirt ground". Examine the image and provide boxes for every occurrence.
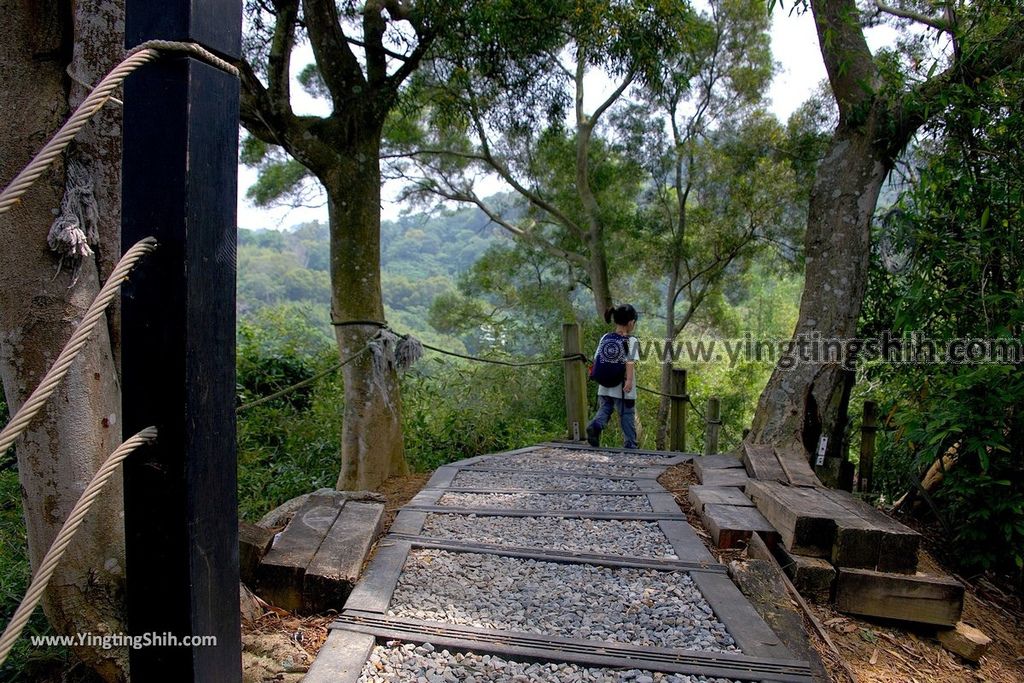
[659,462,1024,683]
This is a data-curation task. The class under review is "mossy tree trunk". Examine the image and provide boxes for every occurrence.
[0,2,128,679]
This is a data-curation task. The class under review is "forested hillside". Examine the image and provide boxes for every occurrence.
[238,203,500,346]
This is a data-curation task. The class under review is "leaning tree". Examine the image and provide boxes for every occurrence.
[745,0,1024,472]
[0,2,128,679]
[238,0,568,489]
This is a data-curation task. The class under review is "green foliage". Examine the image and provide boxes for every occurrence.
[402,360,565,472]
[0,472,67,681]
[236,305,340,519]
[859,62,1024,579]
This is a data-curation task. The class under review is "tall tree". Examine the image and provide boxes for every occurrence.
[0,2,128,680]
[395,0,695,318]
[238,0,565,489]
[746,0,1024,471]
[614,0,791,447]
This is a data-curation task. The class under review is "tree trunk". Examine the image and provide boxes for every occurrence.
[746,128,887,461]
[325,134,408,491]
[587,234,614,317]
[0,3,128,680]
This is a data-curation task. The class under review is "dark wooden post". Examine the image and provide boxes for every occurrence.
[669,368,687,452]
[858,400,878,492]
[703,396,721,455]
[121,1,242,680]
[563,323,588,441]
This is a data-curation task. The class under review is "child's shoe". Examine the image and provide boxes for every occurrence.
[585,423,601,447]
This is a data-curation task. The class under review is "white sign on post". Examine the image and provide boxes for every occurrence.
[815,435,828,466]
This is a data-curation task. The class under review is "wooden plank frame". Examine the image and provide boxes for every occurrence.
[320,443,813,683]
[335,539,810,683]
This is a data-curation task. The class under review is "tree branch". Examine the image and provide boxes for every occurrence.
[267,0,299,116]
[809,0,878,123]
[872,0,950,32]
[302,0,365,100]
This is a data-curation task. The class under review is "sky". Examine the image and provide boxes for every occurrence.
[236,7,900,231]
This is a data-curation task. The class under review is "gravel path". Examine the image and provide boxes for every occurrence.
[471,458,649,477]
[421,513,678,558]
[437,492,653,512]
[483,448,677,468]
[359,642,744,683]
[451,471,644,492]
[389,550,738,653]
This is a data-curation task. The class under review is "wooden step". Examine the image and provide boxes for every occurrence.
[742,443,787,481]
[257,493,384,613]
[835,568,964,626]
[239,520,275,586]
[741,443,820,487]
[688,485,755,514]
[701,504,778,549]
[819,489,920,573]
[692,454,744,483]
[304,502,385,611]
[746,480,841,558]
[773,544,836,604]
[747,480,919,572]
[698,467,751,488]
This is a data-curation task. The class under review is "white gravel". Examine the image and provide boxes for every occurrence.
[484,448,676,468]
[437,492,653,512]
[472,458,649,477]
[359,641,744,682]
[451,471,644,492]
[421,514,678,559]
[388,550,738,653]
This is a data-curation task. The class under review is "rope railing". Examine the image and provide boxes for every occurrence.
[0,427,158,666]
[0,39,242,664]
[0,237,157,458]
[420,341,588,367]
[0,40,237,215]
[236,346,372,413]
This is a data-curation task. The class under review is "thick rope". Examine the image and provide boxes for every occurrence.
[0,40,238,215]
[0,238,157,458]
[420,341,587,367]
[0,427,158,666]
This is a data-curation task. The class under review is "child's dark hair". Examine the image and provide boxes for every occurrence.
[604,304,638,326]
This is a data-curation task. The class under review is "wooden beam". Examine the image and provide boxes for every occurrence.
[858,400,878,492]
[688,485,755,513]
[742,442,787,482]
[562,323,588,441]
[703,396,721,454]
[835,568,964,626]
[121,1,242,679]
[746,480,842,558]
[701,504,778,549]
[669,368,687,452]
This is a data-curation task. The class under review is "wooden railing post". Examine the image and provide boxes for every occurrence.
[562,323,588,441]
[704,396,721,455]
[669,368,687,452]
[121,1,242,679]
[858,400,878,492]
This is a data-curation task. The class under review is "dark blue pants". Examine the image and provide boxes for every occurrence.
[588,395,638,448]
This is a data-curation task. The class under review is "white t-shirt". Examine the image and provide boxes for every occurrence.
[596,334,640,400]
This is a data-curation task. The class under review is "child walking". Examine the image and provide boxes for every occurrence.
[586,304,640,449]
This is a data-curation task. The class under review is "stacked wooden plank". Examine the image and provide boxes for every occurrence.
[256,491,384,614]
[746,477,964,625]
[692,455,775,549]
